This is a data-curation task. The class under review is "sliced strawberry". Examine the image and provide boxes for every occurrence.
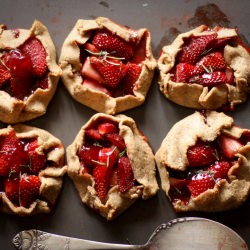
[0,157,10,177]
[90,57,127,88]
[81,57,105,83]
[3,49,34,99]
[29,151,46,175]
[98,122,118,136]
[19,175,41,208]
[178,33,217,64]
[122,63,141,95]
[187,171,215,197]
[92,30,134,60]
[93,165,108,202]
[225,67,235,84]
[25,138,39,152]
[36,73,49,89]
[106,133,126,151]
[79,145,100,167]
[84,42,100,53]
[190,71,226,87]
[117,156,134,193]
[0,130,27,177]
[82,78,111,96]
[187,140,217,167]
[175,63,195,82]
[193,51,226,75]
[169,177,190,190]
[21,38,47,77]
[4,177,19,205]
[85,128,103,141]
[218,134,243,159]
[0,59,11,86]
[208,161,230,180]
[98,147,118,169]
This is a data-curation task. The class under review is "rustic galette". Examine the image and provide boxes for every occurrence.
[60,17,156,114]
[155,111,250,212]
[67,113,158,220]
[0,125,66,216]
[0,20,61,123]
[158,25,250,110]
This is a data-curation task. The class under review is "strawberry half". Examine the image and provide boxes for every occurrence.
[29,151,46,175]
[21,38,47,77]
[193,51,226,75]
[79,145,100,168]
[187,140,217,167]
[0,59,11,86]
[191,71,226,87]
[187,171,215,197]
[208,161,230,180]
[4,177,19,205]
[92,30,134,60]
[122,62,141,95]
[175,63,195,82]
[218,134,243,159]
[90,57,127,88]
[93,165,108,202]
[98,122,118,136]
[117,156,134,193]
[106,133,126,151]
[19,175,41,208]
[178,33,217,64]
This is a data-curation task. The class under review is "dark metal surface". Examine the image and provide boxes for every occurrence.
[0,0,250,249]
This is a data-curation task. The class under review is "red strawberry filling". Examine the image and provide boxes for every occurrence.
[78,120,135,203]
[79,28,145,97]
[0,130,49,208]
[171,31,237,87]
[168,132,249,205]
[0,34,48,100]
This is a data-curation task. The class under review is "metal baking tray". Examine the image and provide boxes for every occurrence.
[1,0,250,249]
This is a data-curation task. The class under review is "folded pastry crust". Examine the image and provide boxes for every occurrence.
[155,111,250,212]
[67,113,158,220]
[59,17,156,114]
[158,25,250,109]
[0,125,66,216]
[0,20,61,123]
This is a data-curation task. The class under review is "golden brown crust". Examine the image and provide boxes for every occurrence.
[59,17,156,114]
[157,25,250,109]
[0,20,61,124]
[67,113,158,220]
[0,124,66,216]
[155,111,250,212]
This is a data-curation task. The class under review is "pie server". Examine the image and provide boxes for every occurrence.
[12,217,248,250]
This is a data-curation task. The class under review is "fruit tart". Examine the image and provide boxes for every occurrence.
[158,25,250,110]
[67,113,158,220]
[0,124,66,216]
[155,111,250,212]
[59,17,156,114]
[0,20,61,124]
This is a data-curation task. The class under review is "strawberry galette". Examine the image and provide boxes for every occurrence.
[0,125,66,216]
[59,17,156,114]
[0,20,61,123]
[155,111,250,212]
[158,25,250,110]
[67,113,158,220]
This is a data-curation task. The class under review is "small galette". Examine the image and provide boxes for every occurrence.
[158,25,250,110]
[155,111,250,212]
[59,17,156,114]
[0,125,66,216]
[67,113,158,220]
[0,20,61,124]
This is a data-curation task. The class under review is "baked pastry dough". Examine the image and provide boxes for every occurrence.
[0,20,61,124]
[59,17,156,114]
[0,125,66,216]
[155,111,250,212]
[67,113,158,220]
[158,25,250,110]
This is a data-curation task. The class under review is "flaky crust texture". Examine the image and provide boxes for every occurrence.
[0,125,66,216]
[67,113,158,220]
[59,17,156,114]
[0,20,61,124]
[158,25,250,109]
[155,111,250,212]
